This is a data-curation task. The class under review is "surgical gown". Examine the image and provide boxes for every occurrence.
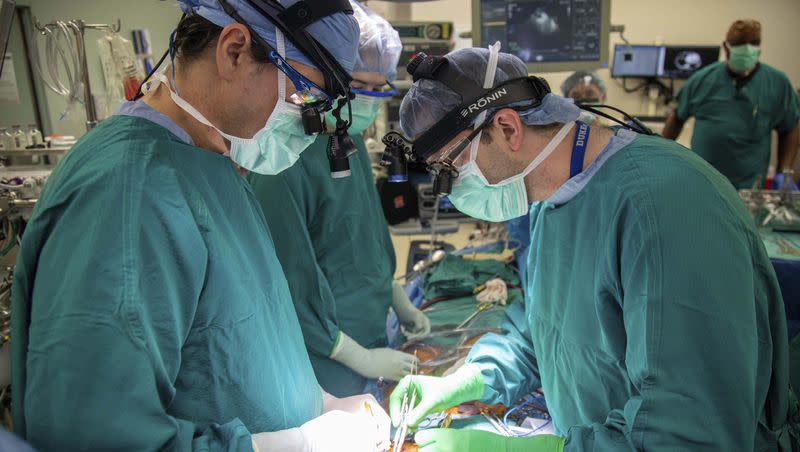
[11,113,322,451]
[248,134,395,397]
[467,133,799,450]
[676,61,800,189]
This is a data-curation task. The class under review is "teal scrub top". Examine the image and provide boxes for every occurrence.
[676,61,800,189]
[467,133,799,450]
[248,134,395,397]
[11,114,322,451]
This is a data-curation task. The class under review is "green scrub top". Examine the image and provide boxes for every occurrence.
[467,133,799,450]
[676,61,800,189]
[11,115,322,451]
[248,134,396,397]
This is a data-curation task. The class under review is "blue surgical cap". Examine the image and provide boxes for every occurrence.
[399,47,581,139]
[351,2,402,82]
[560,70,607,97]
[177,0,359,74]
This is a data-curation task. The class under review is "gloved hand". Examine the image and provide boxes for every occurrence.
[415,429,565,452]
[392,281,431,340]
[322,392,391,450]
[251,409,386,452]
[774,172,799,191]
[330,332,418,381]
[390,364,484,427]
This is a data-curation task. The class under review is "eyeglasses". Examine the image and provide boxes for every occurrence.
[267,49,335,112]
[426,118,491,167]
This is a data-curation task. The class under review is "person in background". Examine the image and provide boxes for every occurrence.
[249,1,430,398]
[389,47,799,451]
[663,19,800,190]
[10,1,392,450]
[560,70,606,104]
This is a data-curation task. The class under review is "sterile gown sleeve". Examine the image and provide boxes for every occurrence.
[562,177,789,450]
[250,166,341,358]
[466,300,542,405]
[12,172,253,451]
[675,72,699,122]
[773,72,800,134]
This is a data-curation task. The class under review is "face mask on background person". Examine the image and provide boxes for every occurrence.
[727,43,760,73]
[325,94,383,134]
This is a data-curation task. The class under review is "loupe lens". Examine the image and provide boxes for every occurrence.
[433,170,454,196]
[302,107,323,135]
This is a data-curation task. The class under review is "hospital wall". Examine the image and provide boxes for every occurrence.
[8,0,800,146]
[371,0,800,150]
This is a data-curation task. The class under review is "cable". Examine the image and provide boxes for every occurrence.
[135,17,183,100]
[502,394,550,437]
[0,220,17,257]
[30,20,85,119]
[428,195,441,260]
[578,104,654,135]
[621,77,649,93]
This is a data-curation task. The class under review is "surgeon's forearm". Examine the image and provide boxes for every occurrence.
[661,111,684,140]
[777,125,799,171]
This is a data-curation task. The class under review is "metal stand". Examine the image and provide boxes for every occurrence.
[32,18,121,131]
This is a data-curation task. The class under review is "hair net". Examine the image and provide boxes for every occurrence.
[400,47,581,139]
[726,19,761,44]
[177,0,359,73]
[560,70,606,97]
[351,2,402,82]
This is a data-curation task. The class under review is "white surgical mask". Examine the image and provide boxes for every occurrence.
[148,30,317,175]
[447,121,575,222]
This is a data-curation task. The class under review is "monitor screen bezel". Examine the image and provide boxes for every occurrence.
[472,0,611,73]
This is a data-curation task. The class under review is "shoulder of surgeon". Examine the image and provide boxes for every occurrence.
[755,62,793,84]
[37,114,234,215]
[684,60,726,86]
[608,134,752,224]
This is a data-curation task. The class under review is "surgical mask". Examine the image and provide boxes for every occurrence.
[728,44,760,73]
[448,121,575,222]
[148,31,318,175]
[326,94,382,134]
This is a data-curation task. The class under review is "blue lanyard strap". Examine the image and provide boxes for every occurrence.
[569,122,590,178]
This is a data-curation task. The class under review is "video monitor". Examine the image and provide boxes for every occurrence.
[611,44,661,78]
[473,0,610,72]
[661,45,720,79]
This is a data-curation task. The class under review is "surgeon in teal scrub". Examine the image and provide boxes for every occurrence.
[663,19,800,189]
[249,1,430,397]
[11,1,392,451]
[389,46,800,451]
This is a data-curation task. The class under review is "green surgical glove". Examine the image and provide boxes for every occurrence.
[390,364,485,427]
[415,429,565,452]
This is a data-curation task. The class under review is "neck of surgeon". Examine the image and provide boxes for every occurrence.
[144,62,232,155]
[521,121,614,202]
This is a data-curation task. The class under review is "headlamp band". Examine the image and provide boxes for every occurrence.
[411,76,550,160]
[278,0,353,30]
[238,0,354,98]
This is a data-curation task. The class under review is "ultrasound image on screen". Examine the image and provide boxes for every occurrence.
[662,46,720,79]
[507,2,572,62]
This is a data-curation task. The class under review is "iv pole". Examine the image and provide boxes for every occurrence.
[33,18,121,131]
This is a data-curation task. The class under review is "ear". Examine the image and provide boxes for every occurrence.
[216,23,251,81]
[492,108,526,152]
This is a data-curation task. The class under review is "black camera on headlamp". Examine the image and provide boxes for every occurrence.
[379,52,552,196]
